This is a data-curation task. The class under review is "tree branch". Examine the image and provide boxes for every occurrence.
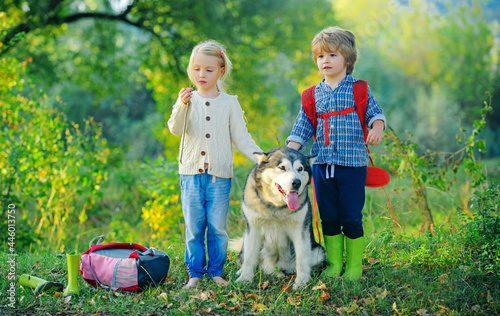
[0,0,185,75]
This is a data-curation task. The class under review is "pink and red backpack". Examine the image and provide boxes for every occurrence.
[80,236,170,292]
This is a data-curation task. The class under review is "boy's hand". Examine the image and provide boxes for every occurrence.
[287,141,302,151]
[179,87,194,104]
[366,120,384,146]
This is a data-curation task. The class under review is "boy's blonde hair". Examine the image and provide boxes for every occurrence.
[187,40,232,93]
[312,26,357,75]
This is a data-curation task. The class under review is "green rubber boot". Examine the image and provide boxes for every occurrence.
[63,253,81,296]
[19,274,64,295]
[323,234,344,277]
[343,236,364,280]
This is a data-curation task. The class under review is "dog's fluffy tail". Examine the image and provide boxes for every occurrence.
[228,237,243,253]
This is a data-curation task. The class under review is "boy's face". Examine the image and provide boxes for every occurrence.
[315,46,347,83]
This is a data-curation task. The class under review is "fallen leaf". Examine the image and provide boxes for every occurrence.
[53,292,61,298]
[246,293,259,301]
[438,274,448,284]
[287,296,302,306]
[219,303,240,312]
[64,295,72,304]
[89,298,96,305]
[312,280,328,291]
[281,284,292,293]
[487,291,495,304]
[367,258,379,265]
[260,280,270,290]
[253,303,267,312]
[210,291,218,301]
[392,302,399,313]
[159,292,168,302]
[417,308,430,316]
[360,295,375,305]
[317,290,330,303]
[191,291,210,301]
[376,288,389,299]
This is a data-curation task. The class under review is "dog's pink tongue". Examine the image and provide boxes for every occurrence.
[286,192,300,210]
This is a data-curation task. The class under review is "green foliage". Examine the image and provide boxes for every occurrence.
[339,0,497,114]
[461,182,500,274]
[0,0,334,159]
[335,0,499,156]
[1,0,499,257]
[456,98,493,189]
[139,156,184,244]
[0,56,110,251]
[382,100,493,228]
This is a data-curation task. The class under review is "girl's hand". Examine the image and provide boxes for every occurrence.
[366,120,384,146]
[179,87,194,104]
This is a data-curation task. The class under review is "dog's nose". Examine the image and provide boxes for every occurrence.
[292,179,301,190]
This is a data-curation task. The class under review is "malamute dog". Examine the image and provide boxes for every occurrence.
[232,147,326,289]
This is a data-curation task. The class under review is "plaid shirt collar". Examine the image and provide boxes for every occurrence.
[317,74,357,91]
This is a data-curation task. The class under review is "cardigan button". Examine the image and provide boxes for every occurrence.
[205,101,210,106]
[198,169,203,173]
[206,116,210,121]
[201,151,206,156]
[206,133,210,138]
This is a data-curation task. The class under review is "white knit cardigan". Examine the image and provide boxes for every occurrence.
[168,91,262,178]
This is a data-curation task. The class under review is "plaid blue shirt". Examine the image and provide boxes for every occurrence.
[286,75,386,167]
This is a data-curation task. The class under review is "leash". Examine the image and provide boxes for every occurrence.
[311,178,322,246]
[311,179,321,246]
[368,156,398,227]
[179,101,191,165]
[383,185,397,226]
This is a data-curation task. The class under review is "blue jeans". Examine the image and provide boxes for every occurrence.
[180,171,231,278]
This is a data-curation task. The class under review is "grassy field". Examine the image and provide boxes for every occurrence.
[1,223,499,315]
[1,160,499,315]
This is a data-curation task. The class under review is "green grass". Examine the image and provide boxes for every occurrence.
[2,160,498,315]
[2,227,499,316]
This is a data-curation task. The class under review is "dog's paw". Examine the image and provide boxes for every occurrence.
[235,274,253,284]
[292,281,306,290]
[236,269,242,276]
[274,271,285,278]
[292,276,310,290]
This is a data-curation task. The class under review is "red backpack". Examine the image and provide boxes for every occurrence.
[80,236,170,292]
[301,80,369,145]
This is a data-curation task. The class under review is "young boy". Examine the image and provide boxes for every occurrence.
[287,26,386,280]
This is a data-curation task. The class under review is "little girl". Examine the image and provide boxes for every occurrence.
[168,40,262,289]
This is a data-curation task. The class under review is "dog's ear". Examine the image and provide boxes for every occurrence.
[305,154,318,166]
[253,152,269,164]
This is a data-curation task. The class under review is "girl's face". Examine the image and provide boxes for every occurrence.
[316,46,347,83]
[190,53,225,95]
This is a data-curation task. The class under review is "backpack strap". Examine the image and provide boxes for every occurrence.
[301,85,317,140]
[353,80,369,142]
[302,80,368,145]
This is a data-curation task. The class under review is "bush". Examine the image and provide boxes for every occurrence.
[0,56,109,251]
[461,181,500,274]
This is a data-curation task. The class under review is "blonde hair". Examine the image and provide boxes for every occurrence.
[312,26,357,74]
[187,40,232,93]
